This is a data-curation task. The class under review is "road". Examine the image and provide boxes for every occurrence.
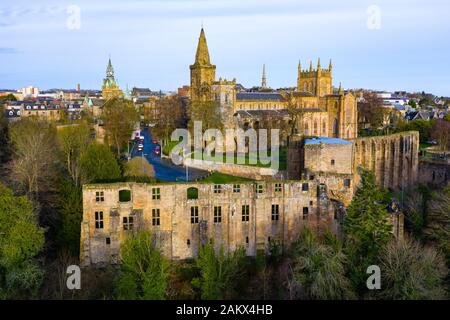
[131,128,208,182]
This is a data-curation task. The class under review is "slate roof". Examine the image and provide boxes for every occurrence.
[236,92,283,101]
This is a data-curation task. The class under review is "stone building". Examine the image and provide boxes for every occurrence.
[80,132,415,266]
[189,28,358,142]
[102,57,123,100]
[80,180,341,266]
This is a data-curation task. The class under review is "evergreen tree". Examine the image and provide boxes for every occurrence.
[79,143,121,183]
[192,243,246,300]
[115,231,168,300]
[344,169,393,293]
[0,183,45,299]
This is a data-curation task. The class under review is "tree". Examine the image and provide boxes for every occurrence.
[344,169,393,292]
[444,114,450,122]
[281,91,304,136]
[0,183,45,299]
[102,98,140,157]
[124,156,155,180]
[290,228,355,300]
[8,118,58,194]
[423,187,450,269]
[358,92,386,129]
[57,123,91,186]
[115,231,168,300]
[396,119,434,143]
[0,103,9,163]
[0,94,17,103]
[192,243,246,300]
[408,99,417,109]
[151,96,185,144]
[55,180,83,255]
[378,239,447,299]
[431,119,450,151]
[188,100,222,133]
[79,143,121,183]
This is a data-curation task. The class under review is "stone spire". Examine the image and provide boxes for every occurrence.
[297,60,301,78]
[261,64,267,88]
[338,82,343,95]
[317,57,321,71]
[329,59,332,72]
[194,28,212,66]
[309,60,313,72]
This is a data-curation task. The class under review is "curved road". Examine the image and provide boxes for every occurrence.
[131,128,208,182]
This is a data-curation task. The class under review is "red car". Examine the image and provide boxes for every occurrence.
[152,139,158,144]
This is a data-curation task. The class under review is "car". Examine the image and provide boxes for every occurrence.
[152,139,158,144]
[138,143,144,149]
[139,136,144,141]
[154,149,161,155]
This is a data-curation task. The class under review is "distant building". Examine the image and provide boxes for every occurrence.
[102,57,123,99]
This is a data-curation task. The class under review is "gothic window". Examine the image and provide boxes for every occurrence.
[333,118,338,135]
[313,121,318,135]
[304,123,309,135]
[322,122,326,135]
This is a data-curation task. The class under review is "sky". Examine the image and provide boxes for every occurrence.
[0,0,449,96]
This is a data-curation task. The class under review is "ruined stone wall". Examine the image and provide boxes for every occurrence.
[419,159,450,187]
[80,181,341,266]
[354,131,419,190]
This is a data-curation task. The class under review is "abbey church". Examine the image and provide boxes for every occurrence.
[189,28,358,141]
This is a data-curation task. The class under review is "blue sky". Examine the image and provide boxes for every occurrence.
[0,0,449,96]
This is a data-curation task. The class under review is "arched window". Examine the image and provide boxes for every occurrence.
[313,121,318,135]
[304,123,309,135]
[333,119,338,136]
[322,122,326,135]
[119,190,131,202]
[187,187,198,200]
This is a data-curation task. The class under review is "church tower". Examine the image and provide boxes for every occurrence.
[297,58,333,97]
[190,28,216,101]
[102,57,123,99]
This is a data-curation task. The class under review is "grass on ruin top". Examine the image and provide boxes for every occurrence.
[199,172,254,184]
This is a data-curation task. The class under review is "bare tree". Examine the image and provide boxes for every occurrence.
[152,96,185,144]
[57,122,91,186]
[431,119,450,151]
[102,98,140,157]
[8,118,58,195]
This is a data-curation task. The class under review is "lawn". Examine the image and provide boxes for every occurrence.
[199,172,254,184]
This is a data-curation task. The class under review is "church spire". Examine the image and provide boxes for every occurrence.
[261,64,267,88]
[329,59,332,72]
[194,28,212,66]
[106,56,114,78]
[309,60,313,72]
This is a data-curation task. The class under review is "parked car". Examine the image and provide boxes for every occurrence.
[154,145,161,155]
[152,138,158,144]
